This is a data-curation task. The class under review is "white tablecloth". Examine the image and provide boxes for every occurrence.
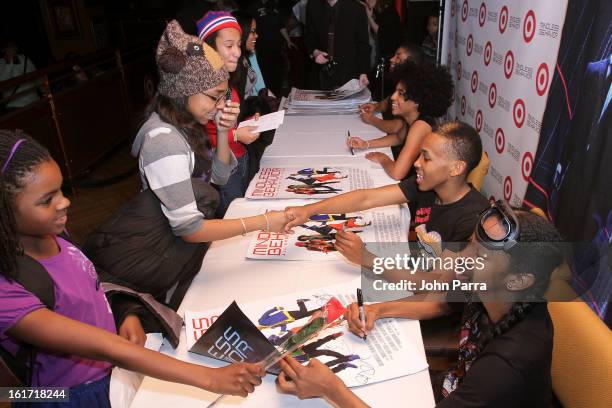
[130,199,434,408]
[262,114,392,166]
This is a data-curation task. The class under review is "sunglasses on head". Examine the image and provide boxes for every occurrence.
[475,200,520,251]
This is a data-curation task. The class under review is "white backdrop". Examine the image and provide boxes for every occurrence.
[441,0,568,205]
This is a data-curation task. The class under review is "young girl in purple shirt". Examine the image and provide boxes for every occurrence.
[0,130,264,407]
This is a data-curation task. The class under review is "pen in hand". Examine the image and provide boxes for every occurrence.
[348,130,355,155]
[357,288,367,341]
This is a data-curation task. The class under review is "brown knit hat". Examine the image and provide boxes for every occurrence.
[156,20,228,99]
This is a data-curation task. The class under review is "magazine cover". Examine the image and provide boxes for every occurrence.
[246,166,373,199]
[185,280,428,388]
[246,206,408,261]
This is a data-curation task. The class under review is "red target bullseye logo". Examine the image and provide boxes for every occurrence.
[479,2,487,27]
[484,41,492,66]
[456,61,462,80]
[488,83,497,108]
[504,50,514,79]
[461,0,468,22]
[466,34,473,56]
[475,110,483,132]
[471,70,478,93]
[495,128,505,153]
[489,195,496,203]
[461,95,466,116]
[499,5,508,33]
[503,176,512,201]
[523,10,536,43]
[521,152,533,181]
[513,98,526,128]
[535,63,549,96]
[451,0,456,17]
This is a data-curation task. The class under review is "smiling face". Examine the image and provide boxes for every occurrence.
[214,28,242,72]
[187,80,229,124]
[389,47,409,70]
[14,159,71,239]
[412,132,457,191]
[390,81,419,118]
[245,19,258,52]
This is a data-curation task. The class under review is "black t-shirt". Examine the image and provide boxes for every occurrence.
[398,176,489,244]
[437,303,554,407]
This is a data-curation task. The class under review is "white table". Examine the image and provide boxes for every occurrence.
[262,114,391,166]
[130,199,435,408]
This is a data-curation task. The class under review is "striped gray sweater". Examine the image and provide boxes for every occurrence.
[132,112,237,236]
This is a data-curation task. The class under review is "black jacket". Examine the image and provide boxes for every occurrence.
[305,0,371,88]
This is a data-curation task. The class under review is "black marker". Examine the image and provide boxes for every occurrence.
[357,288,367,341]
[348,130,355,155]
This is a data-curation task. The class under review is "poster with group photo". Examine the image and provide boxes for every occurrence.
[185,279,428,388]
[245,166,374,199]
[246,206,409,261]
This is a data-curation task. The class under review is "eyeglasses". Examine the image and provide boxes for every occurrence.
[203,88,229,105]
[475,200,520,251]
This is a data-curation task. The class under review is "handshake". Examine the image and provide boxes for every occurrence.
[258,205,368,266]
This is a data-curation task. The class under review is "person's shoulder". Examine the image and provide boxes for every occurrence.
[485,304,553,367]
[462,187,490,210]
[138,113,190,156]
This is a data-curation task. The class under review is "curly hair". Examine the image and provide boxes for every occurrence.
[391,61,453,118]
[0,130,51,280]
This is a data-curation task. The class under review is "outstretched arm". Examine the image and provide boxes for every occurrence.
[284,184,407,231]
[8,308,264,397]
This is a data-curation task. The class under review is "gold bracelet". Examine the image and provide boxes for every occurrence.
[239,218,247,236]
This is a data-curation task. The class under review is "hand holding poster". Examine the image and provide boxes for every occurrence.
[185,280,428,388]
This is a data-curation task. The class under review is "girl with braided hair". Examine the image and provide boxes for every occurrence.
[276,202,565,407]
[0,130,264,404]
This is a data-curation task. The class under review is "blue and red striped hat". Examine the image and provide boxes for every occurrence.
[196,11,242,41]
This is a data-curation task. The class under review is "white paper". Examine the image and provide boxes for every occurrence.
[246,205,408,261]
[245,166,374,199]
[238,110,285,133]
[184,279,427,388]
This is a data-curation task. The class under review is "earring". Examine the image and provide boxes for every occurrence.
[506,282,513,290]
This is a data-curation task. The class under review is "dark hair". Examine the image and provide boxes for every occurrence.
[146,94,210,157]
[231,10,256,100]
[391,61,453,117]
[433,121,483,174]
[396,41,424,66]
[0,130,51,280]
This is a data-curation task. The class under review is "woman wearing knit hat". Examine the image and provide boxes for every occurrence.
[197,10,261,217]
[82,21,289,332]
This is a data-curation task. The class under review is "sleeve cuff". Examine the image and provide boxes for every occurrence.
[210,150,238,186]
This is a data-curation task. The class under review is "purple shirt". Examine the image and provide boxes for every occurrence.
[0,237,116,386]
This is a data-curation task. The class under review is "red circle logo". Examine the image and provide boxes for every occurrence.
[471,70,479,93]
[499,5,508,33]
[451,0,456,17]
[489,195,496,203]
[521,152,533,181]
[488,83,497,108]
[484,41,492,66]
[536,63,549,96]
[495,128,505,153]
[504,176,512,201]
[466,34,474,56]
[461,95,467,116]
[475,110,483,132]
[456,60,462,80]
[479,2,487,26]
[513,98,526,128]
[504,50,514,79]
[523,10,536,43]
[462,0,469,22]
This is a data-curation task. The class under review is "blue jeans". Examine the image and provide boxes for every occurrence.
[15,375,111,408]
[216,151,249,218]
